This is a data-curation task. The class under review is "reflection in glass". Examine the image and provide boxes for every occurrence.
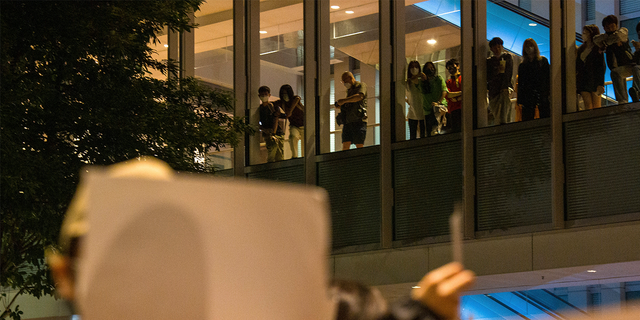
[194,1,235,173]
[401,0,461,140]
[323,0,380,153]
[255,2,304,163]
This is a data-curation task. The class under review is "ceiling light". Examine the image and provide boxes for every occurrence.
[427,39,437,45]
[259,30,267,34]
[587,269,597,273]
[163,44,169,48]
[412,286,421,289]
[345,10,354,14]
[331,5,340,9]
[529,23,537,26]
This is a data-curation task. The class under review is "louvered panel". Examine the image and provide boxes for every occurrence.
[393,141,463,241]
[621,0,640,15]
[247,165,305,184]
[565,111,640,220]
[586,0,595,20]
[476,127,552,231]
[318,153,381,249]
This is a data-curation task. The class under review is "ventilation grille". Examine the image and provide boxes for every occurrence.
[247,165,305,184]
[476,127,552,231]
[394,141,463,241]
[318,153,381,249]
[565,111,640,220]
[621,0,640,15]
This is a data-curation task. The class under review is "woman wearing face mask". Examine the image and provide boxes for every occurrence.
[405,61,427,139]
[517,38,550,121]
[278,84,305,158]
[576,25,606,110]
[422,61,448,136]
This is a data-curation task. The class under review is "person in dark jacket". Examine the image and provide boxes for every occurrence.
[631,21,640,101]
[593,15,640,104]
[577,24,606,110]
[517,38,550,121]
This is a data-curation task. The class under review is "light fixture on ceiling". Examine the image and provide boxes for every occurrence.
[163,44,169,48]
[412,286,421,289]
[427,39,437,45]
[587,269,597,273]
[259,30,267,34]
[331,5,340,9]
[345,10,354,14]
[529,23,537,26]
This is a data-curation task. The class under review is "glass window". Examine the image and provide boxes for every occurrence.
[482,0,550,126]
[252,2,305,164]
[320,0,380,153]
[401,0,462,140]
[150,28,168,80]
[194,0,235,173]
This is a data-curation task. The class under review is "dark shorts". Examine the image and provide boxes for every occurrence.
[342,121,367,145]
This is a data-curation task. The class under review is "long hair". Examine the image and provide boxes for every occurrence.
[522,38,541,62]
[407,60,421,81]
[422,61,436,93]
[577,24,600,56]
[279,84,295,106]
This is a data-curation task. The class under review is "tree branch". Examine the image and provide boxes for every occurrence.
[1,287,25,319]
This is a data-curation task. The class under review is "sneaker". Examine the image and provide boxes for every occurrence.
[630,87,640,103]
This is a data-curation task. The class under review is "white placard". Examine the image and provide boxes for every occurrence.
[76,170,333,320]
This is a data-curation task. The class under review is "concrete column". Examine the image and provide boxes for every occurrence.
[379,0,393,249]
[476,0,488,128]
[550,0,565,229]
[247,0,261,165]
[233,0,246,175]
[180,11,195,78]
[303,0,317,185]
[461,0,476,239]
[168,29,179,79]
[318,0,331,154]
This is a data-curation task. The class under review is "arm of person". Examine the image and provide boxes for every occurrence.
[612,27,629,45]
[407,262,476,320]
[270,104,280,133]
[504,54,514,91]
[447,91,462,99]
[336,92,365,106]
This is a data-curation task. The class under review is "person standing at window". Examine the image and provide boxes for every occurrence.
[405,61,426,139]
[258,86,284,162]
[422,62,448,136]
[445,59,462,133]
[486,37,514,125]
[335,71,367,150]
[593,15,640,104]
[576,25,606,110]
[517,38,550,121]
[278,84,304,158]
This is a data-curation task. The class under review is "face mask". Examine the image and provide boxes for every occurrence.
[259,96,269,103]
[410,68,420,75]
[283,95,290,102]
[344,82,352,89]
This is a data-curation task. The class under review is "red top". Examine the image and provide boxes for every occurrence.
[446,75,462,112]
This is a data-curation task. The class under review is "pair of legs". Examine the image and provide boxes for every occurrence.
[580,91,602,110]
[263,133,284,162]
[342,121,367,150]
[288,126,304,158]
[610,64,640,103]
[423,113,438,137]
[408,119,426,140]
[448,109,461,133]
[488,89,512,125]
